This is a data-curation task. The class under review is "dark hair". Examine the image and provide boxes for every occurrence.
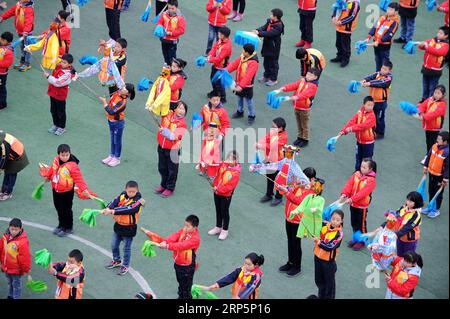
[243,43,255,55]
[1,31,13,43]
[295,47,307,60]
[303,167,317,179]
[227,150,239,161]
[363,96,375,104]
[58,10,70,21]
[438,131,449,143]
[208,90,221,99]
[125,83,135,100]
[439,25,449,36]
[61,53,73,64]
[382,59,393,70]
[403,251,423,268]
[308,67,320,78]
[245,252,265,266]
[69,249,83,263]
[388,2,399,11]
[272,117,286,131]
[168,0,178,7]
[434,84,446,96]
[57,144,71,154]
[185,215,199,227]
[173,58,187,69]
[218,26,231,38]
[362,158,377,173]
[9,218,22,228]
[331,209,344,221]
[126,180,139,189]
[177,100,188,114]
[116,38,128,49]
[271,8,283,20]
[406,191,424,209]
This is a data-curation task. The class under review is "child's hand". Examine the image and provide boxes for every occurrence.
[159,241,168,249]
[252,29,259,35]
[312,236,320,244]
[43,72,50,78]
[24,46,31,52]
[47,265,56,275]
[0,2,6,10]
[98,96,107,104]
[277,185,288,193]
[345,198,352,205]
[423,166,428,174]
[207,283,220,291]
[339,194,347,202]
[212,186,218,192]
[384,273,391,282]
[345,127,352,133]
[27,274,32,282]
[442,179,448,187]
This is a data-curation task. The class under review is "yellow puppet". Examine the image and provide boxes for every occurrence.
[145,65,171,117]
[25,21,61,70]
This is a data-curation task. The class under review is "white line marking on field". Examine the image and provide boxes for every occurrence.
[0,217,157,299]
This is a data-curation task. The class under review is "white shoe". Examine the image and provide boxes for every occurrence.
[420,155,427,165]
[208,227,222,236]
[0,193,13,201]
[102,155,113,164]
[218,230,228,240]
[108,157,121,167]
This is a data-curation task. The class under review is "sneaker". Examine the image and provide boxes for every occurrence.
[161,189,174,198]
[13,63,24,70]
[108,157,121,167]
[352,242,365,251]
[118,266,129,275]
[18,64,31,72]
[394,37,406,44]
[48,125,58,134]
[427,210,440,218]
[278,262,293,273]
[232,13,243,22]
[57,229,68,237]
[54,128,66,136]
[135,292,154,299]
[258,77,268,84]
[375,133,385,140]
[292,138,302,147]
[65,229,74,235]
[295,40,305,47]
[208,227,222,236]
[52,227,62,235]
[330,57,342,63]
[265,80,278,87]
[270,198,283,207]
[247,116,256,125]
[218,229,229,240]
[421,208,430,215]
[347,240,355,248]
[232,111,244,119]
[340,60,349,68]
[0,193,12,201]
[286,266,301,277]
[154,186,165,194]
[102,155,114,165]
[420,156,427,165]
[260,195,272,203]
[105,260,122,269]
[228,10,237,20]
[306,294,319,299]
[297,139,308,148]
[303,42,311,49]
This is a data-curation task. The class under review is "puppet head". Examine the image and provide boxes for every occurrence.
[161,64,171,78]
[283,145,300,159]
[385,213,398,230]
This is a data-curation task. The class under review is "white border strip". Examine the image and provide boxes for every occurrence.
[0,217,157,299]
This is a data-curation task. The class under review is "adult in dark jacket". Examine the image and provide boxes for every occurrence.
[253,8,284,86]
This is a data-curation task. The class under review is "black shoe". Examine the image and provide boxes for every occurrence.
[292,138,302,147]
[270,198,283,207]
[286,266,301,277]
[247,116,256,125]
[278,262,293,273]
[340,60,349,68]
[394,37,406,44]
[232,111,244,119]
[330,57,342,63]
[260,195,272,203]
[297,139,309,148]
[53,227,62,235]
[306,294,319,299]
[375,133,384,140]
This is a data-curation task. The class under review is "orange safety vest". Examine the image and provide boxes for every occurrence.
[352,172,372,207]
[369,74,391,102]
[105,93,127,121]
[104,0,123,10]
[230,266,262,299]
[374,15,399,45]
[314,223,342,261]
[398,207,421,242]
[399,0,420,8]
[55,264,85,299]
[306,49,326,71]
[3,133,24,160]
[336,1,360,34]
[428,144,446,176]
[113,194,142,226]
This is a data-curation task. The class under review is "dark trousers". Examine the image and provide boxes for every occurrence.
[0,74,7,109]
[210,67,226,102]
[50,97,67,128]
[157,145,180,191]
[396,239,417,258]
[355,143,374,171]
[374,101,387,136]
[214,193,232,230]
[335,31,351,62]
[263,56,280,81]
[61,0,70,10]
[161,41,177,65]
[232,0,246,14]
[174,264,195,299]
[422,74,440,100]
[350,206,368,234]
[298,11,315,43]
[425,131,440,153]
[429,173,444,210]
[53,189,75,230]
[314,256,337,299]
[266,171,282,199]
[105,8,121,40]
[1,173,17,194]
[155,0,167,16]
[285,220,302,268]
[374,47,390,71]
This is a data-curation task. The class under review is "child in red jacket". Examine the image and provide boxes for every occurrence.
[208,150,241,240]
[295,0,317,48]
[200,90,230,137]
[205,0,231,55]
[0,31,14,110]
[385,251,423,299]
[169,58,187,110]
[197,123,222,178]
[0,218,31,299]
[338,96,376,171]
[143,214,201,299]
[44,53,74,136]
[340,158,377,251]
[438,1,449,26]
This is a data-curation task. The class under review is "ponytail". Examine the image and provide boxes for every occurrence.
[245,252,265,267]
[404,251,423,269]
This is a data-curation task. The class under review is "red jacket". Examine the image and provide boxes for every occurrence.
[169,72,185,103]
[0,45,14,75]
[285,187,315,223]
[157,111,187,150]
[341,171,377,209]
[0,230,31,275]
[340,107,376,144]
[226,53,259,89]
[298,0,317,11]
[419,38,449,73]
[439,1,449,26]
[257,130,288,162]
[206,0,232,27]
[208,38,232,69]
[47,64,72,101]
[199,137,222,177]
[387,257,421,298]
[417,97,447,131]
[282,78,318,111]
[46,155,88,193]
[104,0,124,10]
[1,1,34,35]
[200,103,230,136]
[213,162,241,197]
[156,11,186,42]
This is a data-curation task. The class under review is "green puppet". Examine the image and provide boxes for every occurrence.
[290,193,325,239]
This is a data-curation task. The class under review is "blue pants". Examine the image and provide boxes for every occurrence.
[400,16,415,43]
[108,120,124,158]
[422,75,440,100]
[206,24,220,55]
[20,38,31,66]
[355,143,374,171]
[6,274,22,299]
[374,101,387,136]
[111,232,133,267]
[374,47,390,71]
[1,173,17,194]
[237,96,255,117]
